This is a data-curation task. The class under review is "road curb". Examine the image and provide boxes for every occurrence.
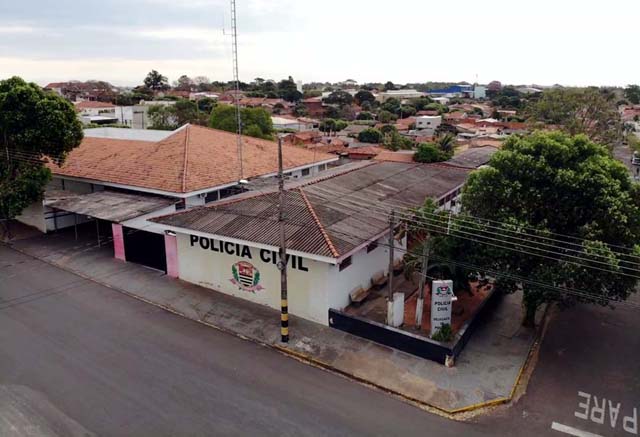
[5,242,548,419]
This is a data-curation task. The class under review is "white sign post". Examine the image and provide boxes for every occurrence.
[431,280,454,334]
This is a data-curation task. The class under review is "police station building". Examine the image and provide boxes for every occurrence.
[153,161,470,325]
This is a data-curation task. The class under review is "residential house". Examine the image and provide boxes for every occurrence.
[17,124,337,274]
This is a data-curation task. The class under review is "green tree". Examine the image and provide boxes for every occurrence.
[173,99,202,125]
[356,111,374,120]
[144,70,170,91]
[0,77,83,232]
[197,97,217,114]
[335,120,348,131]
[293,102,309,117]
[209,104,274,140]
[526,88,623,148]
[325,90,354,106]
[436,133,456,154]
[384,81,396,91]
[148,104,177,130]
[413,142,450,163]
[319,119,337,133]
[411,96,434,111]
[354,90,375,106]
[358,128,383,143]
[277,76,303,102]
[381,97,401,115]
[624,85,640,105]
[399,105,416,118]
[383,130,413,151]
[272,102,285,115]
[324,106,341,119]
[173,75,194,92]
[378,110,397,123]
[426,132,640,326]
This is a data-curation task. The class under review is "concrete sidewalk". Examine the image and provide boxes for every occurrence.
[10,231,541,414]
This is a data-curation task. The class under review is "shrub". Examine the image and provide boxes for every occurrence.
[431,323,453,342]
[414,142,452,163]
[358,128,383,143]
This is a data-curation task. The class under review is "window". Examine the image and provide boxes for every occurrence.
[204,190,219,203]
[301,168,310,177]
[366,241,378,253]
[176,199,186,210]
[339,256,352,271]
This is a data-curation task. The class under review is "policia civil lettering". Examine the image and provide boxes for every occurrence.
[189,235,309,272]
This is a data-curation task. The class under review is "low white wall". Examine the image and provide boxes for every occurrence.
[327,234,406,312]
[16,201,46,233]
[176,233,331,324]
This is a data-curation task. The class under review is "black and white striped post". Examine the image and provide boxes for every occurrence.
[277,135,289,343]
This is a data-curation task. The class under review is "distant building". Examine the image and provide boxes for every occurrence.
[473,85,487,99]
[415,115,442,130]
[302,97,324,117]
[113,101,176,129]
[427,85,473,98]
[271,116,319,131]
[377,89,424,102]
[189,92,219,101]
[74,101,118,125]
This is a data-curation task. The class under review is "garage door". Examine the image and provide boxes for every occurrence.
[122,227,167,272]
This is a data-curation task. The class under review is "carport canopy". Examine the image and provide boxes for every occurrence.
[46,190,175,223]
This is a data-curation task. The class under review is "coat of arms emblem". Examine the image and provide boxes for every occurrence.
[230,261,263,292]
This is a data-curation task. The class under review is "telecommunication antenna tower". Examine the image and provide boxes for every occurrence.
[230,0,243,181]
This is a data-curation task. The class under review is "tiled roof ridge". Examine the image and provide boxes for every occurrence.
[181,124,191,192]
[298,187,340,258]
[425,162,475,171]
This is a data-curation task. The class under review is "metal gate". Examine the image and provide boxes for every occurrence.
[122,227,167,272]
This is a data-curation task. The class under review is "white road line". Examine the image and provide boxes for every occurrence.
[551,422,603,437]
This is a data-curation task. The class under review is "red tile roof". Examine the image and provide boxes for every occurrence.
[347,146,385,157]
[49,124,336,194]
[374,151,416,163]
[74,101,116,109]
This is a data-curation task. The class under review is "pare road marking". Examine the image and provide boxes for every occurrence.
[573,391,638,435]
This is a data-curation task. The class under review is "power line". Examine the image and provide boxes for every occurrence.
[10,150,640,277]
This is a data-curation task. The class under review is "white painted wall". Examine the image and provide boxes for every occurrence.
[120,204,177,234]
[16,201,46,233]
[176,233,331,324]
[326,234,406,313]
[416,116,442,130]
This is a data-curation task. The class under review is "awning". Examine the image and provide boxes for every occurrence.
[46,190,175,223]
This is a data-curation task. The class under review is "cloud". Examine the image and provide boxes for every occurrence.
[0,25,35,34]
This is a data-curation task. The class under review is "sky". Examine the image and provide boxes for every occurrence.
[1,0,638,88]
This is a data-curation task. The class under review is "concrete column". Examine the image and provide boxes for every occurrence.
[164,234,179,278]
[111,223,126,261]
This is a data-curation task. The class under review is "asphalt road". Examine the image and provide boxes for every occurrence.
[479,293,640,437]
[0,245,492,437]
[3,244,639,437]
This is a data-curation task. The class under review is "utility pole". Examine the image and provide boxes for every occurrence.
[386,210,395,325]
[277,135,289,343]
[415,236,430,329]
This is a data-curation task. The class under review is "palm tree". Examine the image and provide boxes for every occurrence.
[436,133,456,154]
